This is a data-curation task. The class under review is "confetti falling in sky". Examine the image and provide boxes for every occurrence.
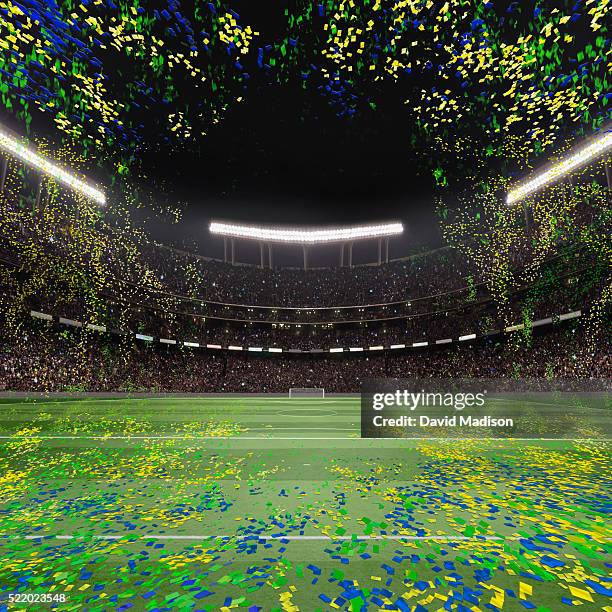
[0,0,609,184]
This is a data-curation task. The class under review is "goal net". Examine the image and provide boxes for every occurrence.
[288,387,325,399]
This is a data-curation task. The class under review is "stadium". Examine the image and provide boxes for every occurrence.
[0,1,611,611]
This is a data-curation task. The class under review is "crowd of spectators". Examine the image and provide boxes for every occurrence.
[126,219,596,310]
[1,163,608,401]
[0,219,479,310]
[1,321,608,393]
[134,244,480,307]
[1,187,608,390]
[26,264,599,351]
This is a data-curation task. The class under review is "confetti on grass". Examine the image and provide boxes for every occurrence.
[0,408,610,610]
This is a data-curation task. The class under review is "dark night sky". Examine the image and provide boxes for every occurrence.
[137,79,442,259]
[130,0,444,260]
[140,0,438,232]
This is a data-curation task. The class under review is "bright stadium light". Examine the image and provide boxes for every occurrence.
[209,221,404,244]
[506,130,612,205]
[0,128,106,205]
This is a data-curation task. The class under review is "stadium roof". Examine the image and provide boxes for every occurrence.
[209,221,403,244]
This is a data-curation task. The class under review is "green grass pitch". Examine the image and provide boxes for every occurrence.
[0,396,610,611]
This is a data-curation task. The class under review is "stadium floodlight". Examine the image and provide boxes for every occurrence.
[0,128,106,205]
[209,221,403,244]
[506,130,612,205]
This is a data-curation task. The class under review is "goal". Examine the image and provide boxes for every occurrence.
[288,387,325,399]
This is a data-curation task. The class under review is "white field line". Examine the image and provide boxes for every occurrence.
[274,408,339,419]
[0,434,359,440]
[0,436,607,441]
[251,427,354,430]
[250,428,357,432]
[14,534,507,542]
[486,398,598,409]
[1,398,358,406]
[5,397,594,407]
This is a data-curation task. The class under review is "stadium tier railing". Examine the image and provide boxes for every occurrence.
[28,307,583,355]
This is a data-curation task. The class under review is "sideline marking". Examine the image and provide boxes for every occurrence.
[15,534,506,542]
[278,410,339,418]
[0,398,359,406]
[0,435,360,440]
[0,436,607,441]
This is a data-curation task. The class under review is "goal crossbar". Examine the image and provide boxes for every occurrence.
[288,387,325,399]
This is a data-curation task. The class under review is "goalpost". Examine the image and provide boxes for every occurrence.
[288,387,325,399]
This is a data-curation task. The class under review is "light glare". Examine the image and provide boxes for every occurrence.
[209,221,404,244]
[0,128,106,205]
[506,131,612,205]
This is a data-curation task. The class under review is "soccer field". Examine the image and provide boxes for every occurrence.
[0,396,610,611]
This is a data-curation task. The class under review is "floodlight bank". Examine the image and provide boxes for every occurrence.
[506,131,612,205]
[209,221,404,244]
[0,128,106,205]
